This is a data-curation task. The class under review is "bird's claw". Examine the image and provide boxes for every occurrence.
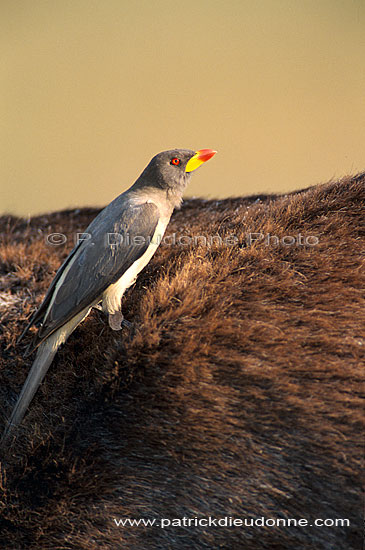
[121,319,133,330]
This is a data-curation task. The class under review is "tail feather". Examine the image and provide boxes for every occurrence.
[1,342,58,447]
[1,305,92,448]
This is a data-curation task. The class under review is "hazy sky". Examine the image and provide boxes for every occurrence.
[1,0,364,216]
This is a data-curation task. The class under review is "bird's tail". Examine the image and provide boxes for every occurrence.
[1,306,92,448]
[1,341,58,447]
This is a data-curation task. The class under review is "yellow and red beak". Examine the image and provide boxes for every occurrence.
[185,148,217,173]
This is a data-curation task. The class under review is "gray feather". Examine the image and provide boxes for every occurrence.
[1,343,57,445]
[27,200,160,351]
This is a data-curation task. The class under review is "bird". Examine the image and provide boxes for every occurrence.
[1,148,217,446]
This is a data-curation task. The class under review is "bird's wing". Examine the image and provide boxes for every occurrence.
[18,238,86,342]
[24,200,160,351]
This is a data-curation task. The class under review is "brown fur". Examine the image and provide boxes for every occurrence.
[0,174,364,549]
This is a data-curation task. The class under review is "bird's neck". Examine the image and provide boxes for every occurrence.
[127,186,179,218]
[129,178,187,211]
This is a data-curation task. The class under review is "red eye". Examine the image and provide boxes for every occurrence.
[171,158,180,166]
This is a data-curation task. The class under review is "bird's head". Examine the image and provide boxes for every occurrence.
[138,148,217,195]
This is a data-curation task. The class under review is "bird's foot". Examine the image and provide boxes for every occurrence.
[108,311,134,332]
[108,311,124,330]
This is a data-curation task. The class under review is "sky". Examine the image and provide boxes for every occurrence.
[1,0,364,216]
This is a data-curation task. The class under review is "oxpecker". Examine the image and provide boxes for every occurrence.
[1,148,216,446]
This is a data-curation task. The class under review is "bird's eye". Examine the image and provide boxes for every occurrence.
[171,158,180,166]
